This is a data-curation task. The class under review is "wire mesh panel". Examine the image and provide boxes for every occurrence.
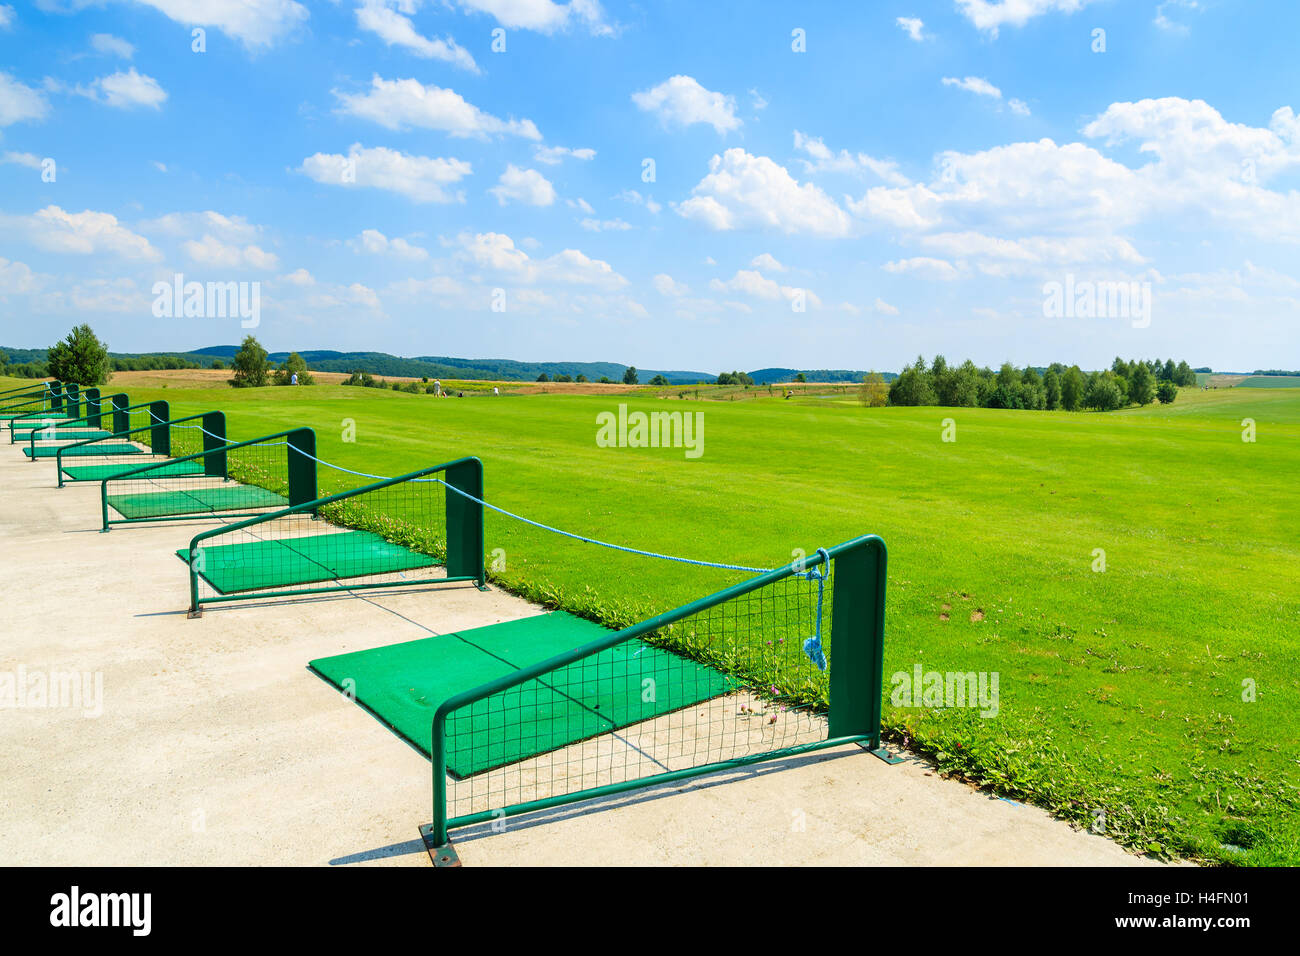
[44,401,176,480]
[18,395,143,457]
[427,534,887,848]
[4,389,91,438]
[0,382,57,421]
[98,422,312,529]
[185,456,485,614]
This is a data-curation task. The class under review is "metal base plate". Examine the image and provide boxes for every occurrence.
[419,824,462,867]
[859,742,906,764]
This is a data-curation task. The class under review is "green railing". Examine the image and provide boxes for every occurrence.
[424,533,888,854]
[0,380,58,412]
[0,381,62,421]
[25,397,154,459]
[94,421,328,530]
[0,380,55,399]
[49,408,222,490]
[184,454,485,616]
[10,392,130,442]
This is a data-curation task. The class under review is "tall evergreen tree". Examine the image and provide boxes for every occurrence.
[229,336,269,388]
[46,324,111,386]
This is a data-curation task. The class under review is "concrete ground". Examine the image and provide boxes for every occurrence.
[0,445,1161,866]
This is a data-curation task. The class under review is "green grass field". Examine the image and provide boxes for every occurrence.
[11,375,1298,864]
[1234,376,1300,389]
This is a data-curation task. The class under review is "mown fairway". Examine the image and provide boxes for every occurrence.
[16,376,1298,864]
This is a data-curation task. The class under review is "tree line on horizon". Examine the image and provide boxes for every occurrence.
[862,356,1197,411]
[1,327,1211,409]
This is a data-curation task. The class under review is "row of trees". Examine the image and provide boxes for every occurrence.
[0,353,50,379]
[871,356,1191,411]
[4,328,212,383]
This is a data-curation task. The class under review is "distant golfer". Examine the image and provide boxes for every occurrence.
[433,379,442,396]
[492,386,499,395]
[291,372,298,385]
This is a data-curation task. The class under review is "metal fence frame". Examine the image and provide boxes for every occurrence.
[183,454,485,617]
[423,533,889,859]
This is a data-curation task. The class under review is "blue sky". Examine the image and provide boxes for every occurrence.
[1,0,1297,372]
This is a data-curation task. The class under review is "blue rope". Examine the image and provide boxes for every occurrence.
[429,476,775,575]
[167,435,803,578]
[279,444,776,575]
[801,547,831,670]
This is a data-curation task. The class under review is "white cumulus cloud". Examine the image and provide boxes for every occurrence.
[298,144,472,203]
[677,149,852,237]
[335,75,541,139]
[489,165,555,206]
[896,17,925,41]
[24,206,161,260]
[128,0,309,51]
[355,1,478,71]
[454,0,612,36]
[0,72,49,126]
[632,75,740,134]
[78,68,167,109]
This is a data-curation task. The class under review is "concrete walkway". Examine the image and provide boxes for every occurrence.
[0,447,1158,866]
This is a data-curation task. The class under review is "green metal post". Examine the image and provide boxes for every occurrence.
[443,458,485,587]
[202,412,227,477]
[286,428,317,506]
[65,384,79,416]
[148,401,170,455]
[827,537,888,751]
[50,382,63,412]
[84,388,101,428]
[111,394,129,434]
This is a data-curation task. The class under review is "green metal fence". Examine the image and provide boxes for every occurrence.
[0,382,61,421]
[22,398,157,462]
[423,533,888,857]
[184,454,485,616]
[9,392,129,443]
[95,421,330,530]
[0,381,58,417]
[0,380,55,400]
[49,408,223,491]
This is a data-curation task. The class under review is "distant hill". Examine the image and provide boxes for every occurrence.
[4,343,892,385]
[186,347,714,384]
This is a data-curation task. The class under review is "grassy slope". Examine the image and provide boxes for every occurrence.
[11,375,1298,864]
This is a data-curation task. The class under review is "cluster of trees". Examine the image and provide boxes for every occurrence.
[876,356,1194,411]
[342,370,384,388]
[534,372,592,383]
[229,337,314,388]
[111,355,201,372]
[0,353,49,378]
[715,371,755,386]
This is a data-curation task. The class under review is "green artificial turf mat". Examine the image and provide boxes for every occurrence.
[24,443,142,458]
[309,611,736,777]
[61,460,205,481]
[175,529,439,594]
[108,485,287,519]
